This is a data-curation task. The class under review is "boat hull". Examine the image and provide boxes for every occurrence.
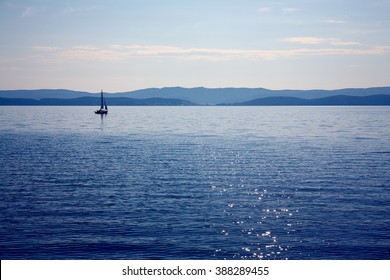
[95,109,108,114]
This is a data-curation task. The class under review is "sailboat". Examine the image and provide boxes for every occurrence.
[95,90,108,114]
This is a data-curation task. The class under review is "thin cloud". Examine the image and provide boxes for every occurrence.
[257,7,272,13]
[257,7,298,14]
[33,44,390,62]
[284,37,326,44]
[61,4,102,15]
[284,37,361,46]
[33,46,63,52]
[324,19,347,24]
[330,40,361,46]
[282,8,299,13]
[21,6,44,17]
[62,45,128,61]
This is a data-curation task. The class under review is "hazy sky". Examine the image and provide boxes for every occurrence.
[1,0,390,92]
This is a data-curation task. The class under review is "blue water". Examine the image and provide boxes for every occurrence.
[0,106,389,260]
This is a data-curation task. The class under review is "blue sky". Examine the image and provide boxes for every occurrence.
[1,0,389,92]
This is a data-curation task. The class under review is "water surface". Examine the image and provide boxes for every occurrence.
[0,106,389,259]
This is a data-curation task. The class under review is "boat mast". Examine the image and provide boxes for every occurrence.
[100,90,104,109]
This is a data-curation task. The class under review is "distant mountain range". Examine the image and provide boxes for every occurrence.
[228,94,390,106]
[0,87,389,106]
[0,96,195,106]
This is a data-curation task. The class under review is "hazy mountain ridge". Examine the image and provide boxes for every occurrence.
[0,89,94,99]
[1,86,389,105]
[1,94,390,106]
[110,87,390,104]
[0,96,196,106]
[0,87,390,106]
[228,94,390,106]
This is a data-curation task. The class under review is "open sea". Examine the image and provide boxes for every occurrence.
[0,106,389,260]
